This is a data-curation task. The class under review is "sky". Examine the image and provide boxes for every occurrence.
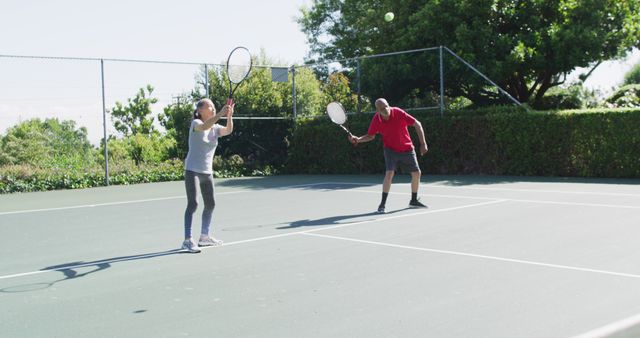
[1,0,638,144]
[0,0,312,143]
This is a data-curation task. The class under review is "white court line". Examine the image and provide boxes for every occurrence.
[302,232,640,280]
[496,198,640,210]
[572,311,640,338]
[341,188,640,209]
[429,184,640,197]
[4,180,637,216]
[0,182,337,216]
[318,181,640,197]
[0,193,249,216]
[0,199,505,281]
[0,196,184,216]
[322,182,640,209]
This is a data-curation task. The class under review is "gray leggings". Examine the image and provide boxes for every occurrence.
[184,170,215,238]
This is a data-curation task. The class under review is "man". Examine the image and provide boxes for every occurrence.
[349,98,428,213]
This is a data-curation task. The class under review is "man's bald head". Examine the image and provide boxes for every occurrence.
[375,98,389,109]
[375,98,391,118]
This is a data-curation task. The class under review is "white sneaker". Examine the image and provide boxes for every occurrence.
[198,235,223,247]
[181,239,201,253]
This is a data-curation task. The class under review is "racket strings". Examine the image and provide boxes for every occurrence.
[228,64,251,83]
[227,49,252,84]
[327,103,347,125]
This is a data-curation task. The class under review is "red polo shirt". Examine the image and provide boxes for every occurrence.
[367,107,416,152]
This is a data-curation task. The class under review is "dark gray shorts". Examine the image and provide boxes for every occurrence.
[383,147,420,172]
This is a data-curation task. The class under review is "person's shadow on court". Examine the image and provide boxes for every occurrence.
[278,208,410,229]
[0,249,183,293]
[42,249,184,280]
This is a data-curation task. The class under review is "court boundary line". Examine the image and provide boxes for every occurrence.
[342,188,640,210]
[429,184,640,197]
[308,182,640,209]
[572,311,640,338]
[0,199,506,281]
[0,182,337,216]
[0,196,186,216]
[302,232,640,280]
[318,181,640,197]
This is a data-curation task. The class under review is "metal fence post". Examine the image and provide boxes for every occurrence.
[357,58,362,114]
[204,64,209,97]
[100,59,110,186]
[439,46,445,117]
[291,66,297,118]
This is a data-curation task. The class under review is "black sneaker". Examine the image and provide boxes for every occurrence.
[409,199,427,208]
[377,205,386,214]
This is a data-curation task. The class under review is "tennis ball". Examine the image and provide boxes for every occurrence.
[384,12,394,22]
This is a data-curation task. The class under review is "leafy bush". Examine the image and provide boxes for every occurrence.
[159,98,194,160]
[535,84,599,110]
[0,154,278,194]
[0,160,185,194]
[624,63,640,85]
[0,118,96,169]
[126,133,177,165]
[98,134,177,166]
[605,84,640,108]
[212,154,246,178]
[217,118,294,170]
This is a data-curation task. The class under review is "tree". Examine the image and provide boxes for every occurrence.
[624,61,640,85]
[0,118,95,168]
[203,49,326,117]
[287,66,325,116]
[111,85,158,136]
[158,96,194,160]
[322,72,361,112]
[192,51,324,167]
[298,0,640,107]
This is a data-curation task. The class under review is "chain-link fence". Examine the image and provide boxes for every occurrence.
[290,46,522,119]
[0,46,520,185]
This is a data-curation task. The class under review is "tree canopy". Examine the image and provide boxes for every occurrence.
[298,0,640,107]
[110,85,158,136]
[624,61,640,85]
[0,118,94,168]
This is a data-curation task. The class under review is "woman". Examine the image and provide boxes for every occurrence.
[182,98,234,253]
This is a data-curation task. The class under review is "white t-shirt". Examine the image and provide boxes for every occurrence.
[184,119,223,174]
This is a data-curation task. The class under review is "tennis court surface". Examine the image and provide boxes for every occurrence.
[1,175,639,337]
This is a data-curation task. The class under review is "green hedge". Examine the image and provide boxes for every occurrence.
[0,160,185,194]
[217,118,294,169]
[286,108,640,178]
[0,154,266,194]
[3,107,638,194]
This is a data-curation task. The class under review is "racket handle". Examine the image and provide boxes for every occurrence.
[348,134,358,147]
[226,98,233,105]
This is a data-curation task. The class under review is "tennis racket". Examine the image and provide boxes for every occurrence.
[326,102,352,135]
[226,46,252,105]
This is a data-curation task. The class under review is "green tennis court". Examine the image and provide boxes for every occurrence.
[1,175,639,337]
